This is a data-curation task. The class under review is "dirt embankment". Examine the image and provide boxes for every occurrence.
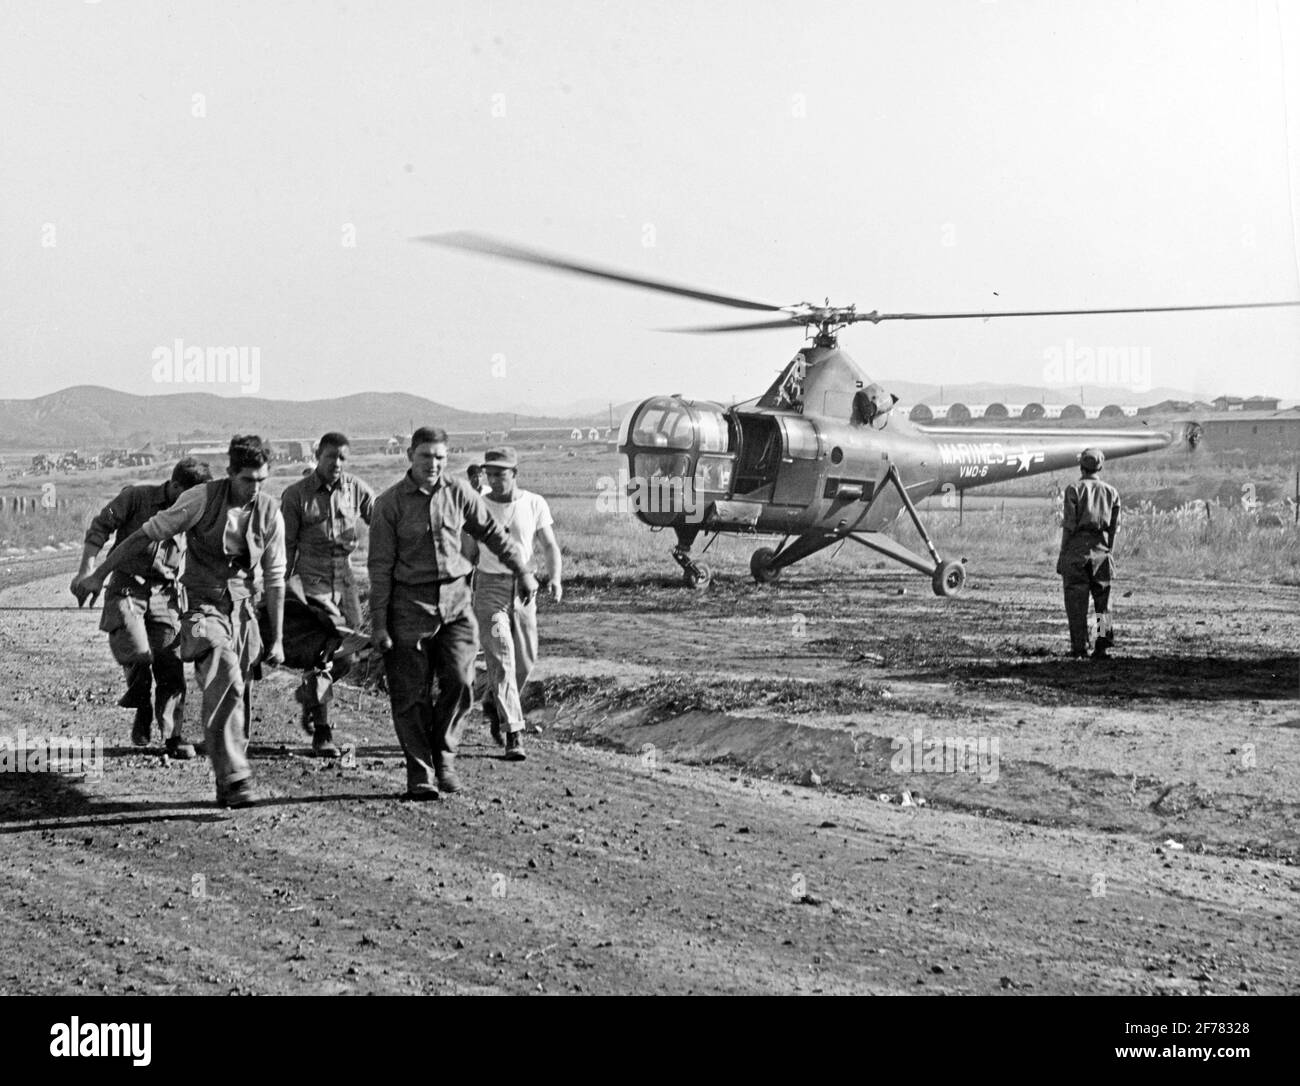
[1,561,1297,994]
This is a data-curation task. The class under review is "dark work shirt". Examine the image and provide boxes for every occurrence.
[1061,475,1121,551]
[280,470,375,595]
[367,471,527,630]
[85,482,181,583]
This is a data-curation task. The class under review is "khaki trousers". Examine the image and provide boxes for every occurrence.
[472,572,537,735]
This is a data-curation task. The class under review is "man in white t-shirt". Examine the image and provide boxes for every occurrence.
[473,446,562,761]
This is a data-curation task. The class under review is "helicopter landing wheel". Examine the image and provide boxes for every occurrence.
[683,563,712,590]
[931,559,966,597]
[750,547,781,584]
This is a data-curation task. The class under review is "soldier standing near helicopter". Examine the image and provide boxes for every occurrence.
[1056,447,1121,659]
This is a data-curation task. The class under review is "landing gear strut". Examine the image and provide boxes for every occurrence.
[749,534,837,583]
[671,544,712,589]
[744,466,968,595]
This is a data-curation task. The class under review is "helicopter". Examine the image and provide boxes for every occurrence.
[419,232,1300,596]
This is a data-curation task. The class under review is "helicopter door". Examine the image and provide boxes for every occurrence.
[772,416,823,506]
[732,415,781,497]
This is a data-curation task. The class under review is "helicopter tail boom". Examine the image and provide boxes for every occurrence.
[917,425,1172,490]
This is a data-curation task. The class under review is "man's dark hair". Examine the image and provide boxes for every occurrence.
[410,426,448,449]
[228,435,273,473]
[318,431,350,453]
[171,457,213,489]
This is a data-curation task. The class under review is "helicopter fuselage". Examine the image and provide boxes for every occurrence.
[616,344,1171,544]
[423,229,1280,593]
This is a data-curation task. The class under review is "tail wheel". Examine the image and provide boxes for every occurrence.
[750,547,781,584]
[931,559,966,597]
[684,564,712,590]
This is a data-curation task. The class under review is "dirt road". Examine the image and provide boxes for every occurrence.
[1,555,1296,995]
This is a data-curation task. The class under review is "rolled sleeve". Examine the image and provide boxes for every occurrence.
[142,483,207,542]
[260,511,287,591]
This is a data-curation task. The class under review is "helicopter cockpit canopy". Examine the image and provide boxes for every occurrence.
[621,396,729,452]
[618,396,733,524]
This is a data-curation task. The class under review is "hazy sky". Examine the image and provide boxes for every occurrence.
[2,0,1298,413]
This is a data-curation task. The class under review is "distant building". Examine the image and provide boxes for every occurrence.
[184,446,229,463]
[1213,395,1280,412]
[1190,407,1300,456]
[504,425,613,445]
[915,401,1139,423]
[343,436,402,455]
[1137,400,1213,417]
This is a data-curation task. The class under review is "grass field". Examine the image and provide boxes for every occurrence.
[2,443,1296,585]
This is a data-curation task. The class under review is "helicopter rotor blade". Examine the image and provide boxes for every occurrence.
[860,299,1300,323]
[661,318,802,333]
[415,231,785,313]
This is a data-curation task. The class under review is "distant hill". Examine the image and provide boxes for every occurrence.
[1,383,1262,451]
[0,386,603,450]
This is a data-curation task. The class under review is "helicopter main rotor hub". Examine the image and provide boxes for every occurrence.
[784,303,872,341]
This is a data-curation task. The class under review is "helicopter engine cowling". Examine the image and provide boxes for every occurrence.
[617,395,734,527]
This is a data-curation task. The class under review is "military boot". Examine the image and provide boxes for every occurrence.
[505,729,527,762]
[131,706,152,748]
[311,704,340,758]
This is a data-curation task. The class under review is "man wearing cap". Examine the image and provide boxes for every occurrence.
[279,431,375,757]
[474,446,562,762]
[368,427,537,799]
[1056,447,1121,659]
[72,457,213,758]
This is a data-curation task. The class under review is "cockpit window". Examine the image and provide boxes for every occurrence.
[631,398,694,450]
[695,409,728,452]
[635,452,691,479]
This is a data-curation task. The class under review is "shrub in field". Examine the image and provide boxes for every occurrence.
[0,501,96,552]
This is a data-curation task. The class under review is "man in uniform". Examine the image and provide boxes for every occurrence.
[474,447,562,762]
[462,462,487,568]
[368,427,537,800]
[72,457,212,757]
[77,435,285,807]
[1056,447,1121,659]
[279,432,374,757]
